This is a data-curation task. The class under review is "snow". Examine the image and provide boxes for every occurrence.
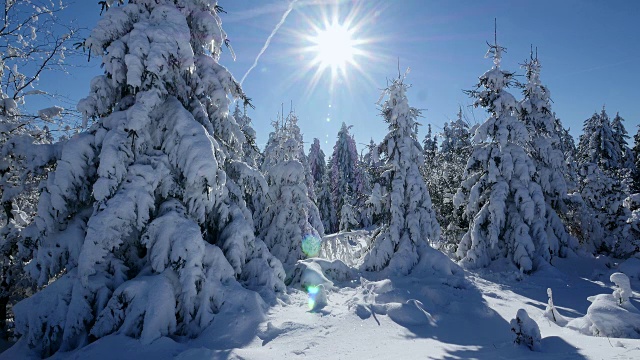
[5,244,640,360]
[36,106,63,121]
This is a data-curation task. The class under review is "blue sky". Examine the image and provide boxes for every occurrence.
[47,0,640,155]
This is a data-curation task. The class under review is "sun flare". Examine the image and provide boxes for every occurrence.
[288,2,387,97]
[310,23,356,71]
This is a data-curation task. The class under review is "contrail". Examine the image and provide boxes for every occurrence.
[240,0,298,86]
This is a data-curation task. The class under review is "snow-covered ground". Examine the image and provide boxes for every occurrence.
[2,232,640,360]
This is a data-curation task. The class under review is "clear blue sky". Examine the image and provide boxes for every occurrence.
[46,0,640,155]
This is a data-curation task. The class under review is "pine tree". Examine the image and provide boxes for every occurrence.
[329,122,361,233]
[13,2,285,355]
[361,75,441,274]
[517,52,577,258]
[454,37,549,272]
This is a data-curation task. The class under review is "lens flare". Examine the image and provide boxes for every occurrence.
[307,285,320,310]
[301,234,321,257]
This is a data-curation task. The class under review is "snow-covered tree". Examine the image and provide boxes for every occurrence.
[259,117,324,270]
[633,126,640,192]
[440,108,472,157]
[0,1,80,336]
[426,108,472,252]
[330,122,361,233]
[517,53,577,258]
[0,95,60,337]
[308,138,334,232]
[576,108,633,255]
[316,171,335,233]
[361,75,441,274]
[611,112,635,172]
[339,190,359,232]
[422,123,438,164]
[283,110,316,203]
[308,138,326,185]
[577,108,622,171]
[360,138,382,228]
[454,39,549,272]
[232,103,262,168]
[13,2,285,356]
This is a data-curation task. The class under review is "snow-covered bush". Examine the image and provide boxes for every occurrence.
[544,288,567,326]
[568,272,640,338]
[510,308,541,351]
[13,1,284,356]
[611,272,632,305]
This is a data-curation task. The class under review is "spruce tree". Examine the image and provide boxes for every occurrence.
[0,92,59,338]
[454,37,549,272]
[422,123,438,163]
[577,108,621,171]
[576,109,633,255]
[308,138,334,232]
[427,108,472,252]
[14,2,284,355]
[361,75,440,274]
[259,113,324,269]
[517,52,577,258]
[611,112,636,178]
[329,122,361,233]
[633,126,640,192]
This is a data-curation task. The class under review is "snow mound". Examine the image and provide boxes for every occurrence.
[287,258,355,290]
[510,309,541,351]
[568,274,640,339]
[385,299,436,327]
[567,293,640,338]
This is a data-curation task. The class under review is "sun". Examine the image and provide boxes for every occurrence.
[286,2,388,97]
[310,23,356,72]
